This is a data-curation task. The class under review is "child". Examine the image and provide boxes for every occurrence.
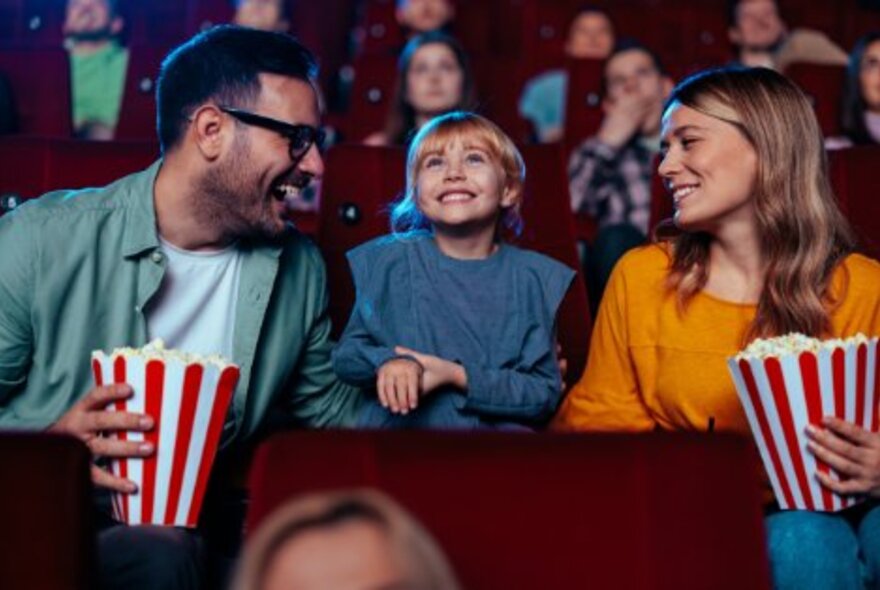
[332,111,575,429]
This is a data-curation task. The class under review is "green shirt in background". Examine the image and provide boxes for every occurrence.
[69,41,129,134]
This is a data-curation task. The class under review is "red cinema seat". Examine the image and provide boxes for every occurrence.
[246,430,771,590]
[0,136,157,202]
[517,143,592,380]
[115,45,168,140]
[563,57,605,146]
[0,46,71,136]
[125,0,187,48]
[828,145,880,259]
[0,0,65,48]
[186,0,235,34]
[354,0,404,56]
[343,53,397,141]
[787,63,846,137]
[317,144,406,337]
[471,56,531,143]
[0,432,95,590]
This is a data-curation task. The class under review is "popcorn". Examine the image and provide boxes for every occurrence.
[91,340,240,527]
[728,333,879,511]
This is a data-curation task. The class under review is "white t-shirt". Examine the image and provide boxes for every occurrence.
[145,237,243,359]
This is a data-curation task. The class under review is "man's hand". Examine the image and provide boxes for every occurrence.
[806,417,880,498]
[377,358,423,415]
[395,346,466,395]
[49,384,154,493]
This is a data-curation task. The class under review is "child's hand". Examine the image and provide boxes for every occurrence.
[377,357,422,414]
[394,346,467,394]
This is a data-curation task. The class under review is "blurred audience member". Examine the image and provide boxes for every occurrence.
[728,0,846,72]
[63,0,128,140]
[828,32,880,148]
[519,5,616,143]
[568,40,673,305]
[364,31,475,146]
[232,489,461,590]
[0,71,17,135]
[232,0,290,33]
[396,0,455,38]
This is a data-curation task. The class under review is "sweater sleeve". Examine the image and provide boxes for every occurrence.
[331,245,397,387]
[461,261,575,424]
[552,254,656,432]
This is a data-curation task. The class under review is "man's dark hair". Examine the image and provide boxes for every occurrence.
[156,25,318,154]
[726,0,784,28]
[606,38,667,75]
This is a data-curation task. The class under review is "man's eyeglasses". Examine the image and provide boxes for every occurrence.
[219,106,326,160]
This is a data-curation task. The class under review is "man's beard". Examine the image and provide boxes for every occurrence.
[193,134,286,243]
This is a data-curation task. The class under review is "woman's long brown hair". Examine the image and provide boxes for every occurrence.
[659,67,856,342]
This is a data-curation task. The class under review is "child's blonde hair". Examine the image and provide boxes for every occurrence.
[390,111,526,235]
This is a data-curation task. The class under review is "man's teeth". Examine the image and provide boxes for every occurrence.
[273,183,298,198]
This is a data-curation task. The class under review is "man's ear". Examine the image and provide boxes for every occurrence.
[190,105,228,161]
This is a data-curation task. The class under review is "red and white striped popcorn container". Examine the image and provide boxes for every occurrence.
[727,334,879,511]
[91,341,240,527]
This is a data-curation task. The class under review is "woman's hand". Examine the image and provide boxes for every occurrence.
[806,417,880,498]
[395,346,467,395]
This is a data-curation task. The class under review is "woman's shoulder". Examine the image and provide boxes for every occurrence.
[837,252,880,291]
[614,242,673,279]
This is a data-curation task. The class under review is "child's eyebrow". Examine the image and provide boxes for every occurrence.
[462,143,490,153]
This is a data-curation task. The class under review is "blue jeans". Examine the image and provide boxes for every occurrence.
[766,502,880,589]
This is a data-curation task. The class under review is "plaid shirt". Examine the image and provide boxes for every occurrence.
[568,136,657,235]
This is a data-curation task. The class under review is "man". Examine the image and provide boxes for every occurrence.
[519,5,616,143]
[63,0,129,139]
[232,0,290,32]
[0,26,362,589]
[567,40,672,307]
[727,0,846,71]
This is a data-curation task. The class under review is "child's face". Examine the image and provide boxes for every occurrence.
[414,137,515,233]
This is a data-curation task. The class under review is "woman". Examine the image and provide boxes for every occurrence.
[364,31,476,146]
[835,32,880,147]
[554,67,880,589]
[231,489,461,590]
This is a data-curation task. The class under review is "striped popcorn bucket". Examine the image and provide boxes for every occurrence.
[91,352,240,527]
[727,337,879,511]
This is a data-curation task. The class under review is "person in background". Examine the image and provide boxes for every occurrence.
[567,40,673,308]
[364,31,475,146]
[554,66,880,590]
[336,112,573,429]
[63,0,128,140]
[232,0,290,33]
[727,0,847,72]
[396,0,455,38]
[828,32,880,148]
[232,489,462,590]
[519,4,616,143]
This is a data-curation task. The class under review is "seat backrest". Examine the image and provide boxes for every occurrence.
[563,57,605,146]
[0,432,95,590]
[0,136,157,203]
[317,144,406,337]
[786,63,847,137]
[115,45,168,140]
[0,46,71,136]
[828,145,880,259]
[516,143,592,379]
[0,0,65,49]
[343,54,397,141]
[246,430,771,590]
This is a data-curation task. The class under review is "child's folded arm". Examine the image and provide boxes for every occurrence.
[458,355,562,423]
[331,305,396,387]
